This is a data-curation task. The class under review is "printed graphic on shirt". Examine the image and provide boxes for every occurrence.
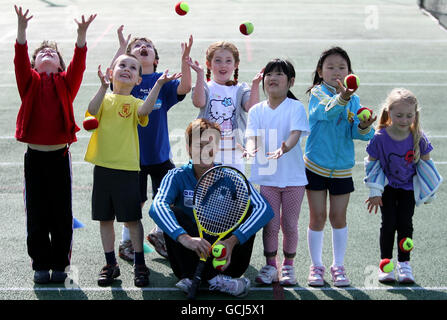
[209,97,235,137]
[118,104,132,118]
[184,190,194,207]
[137,88,162,110]
[386,150,415,186]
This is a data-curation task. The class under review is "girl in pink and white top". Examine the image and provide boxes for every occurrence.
[244,59,310,286]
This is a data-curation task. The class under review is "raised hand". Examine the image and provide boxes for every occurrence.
[15,5,33,44]
[117,25,131,50]
[97,65,111,88]
[75,14,97,47]
[181,35,193,60]
[335,79,356,101]
[157,69,182,85]
[187,58,204,75]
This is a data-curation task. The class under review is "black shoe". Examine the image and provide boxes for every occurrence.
[51,270,68,283]
[98,264,120,286]
[134,264,150,287]
[34,270,50,284]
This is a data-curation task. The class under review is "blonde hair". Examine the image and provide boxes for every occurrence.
[377,88,425,163]
[205,41,240,85]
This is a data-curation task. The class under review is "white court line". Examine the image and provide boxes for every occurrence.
[0,286,446,292]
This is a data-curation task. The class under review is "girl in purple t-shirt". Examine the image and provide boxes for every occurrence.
[365,88,433,284]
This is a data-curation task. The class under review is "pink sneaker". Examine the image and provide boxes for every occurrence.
[330,265,350,287]
[307,265,325,287]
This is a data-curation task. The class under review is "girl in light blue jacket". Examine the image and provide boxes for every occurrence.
[304,47,376,287]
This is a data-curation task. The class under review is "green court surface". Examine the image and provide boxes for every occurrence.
[0,0,446,302]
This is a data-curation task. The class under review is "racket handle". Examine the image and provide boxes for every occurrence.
[187,260,206,300]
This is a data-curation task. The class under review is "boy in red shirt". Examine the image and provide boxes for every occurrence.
[14,5,96,284]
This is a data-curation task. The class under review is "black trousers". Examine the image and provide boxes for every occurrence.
[379,185,415,262]
[24,147,73,271]
[139,160,175,202]
[164,206,256,281]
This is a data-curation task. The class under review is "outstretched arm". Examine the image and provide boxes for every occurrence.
[15,5,33,45]
[88,65,109,115]
[74,14,96,48]
[109,25,130,68]
[177,35,193,95]
[188,59,206,108]
[243,68,264,112]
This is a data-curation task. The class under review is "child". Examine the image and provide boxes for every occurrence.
[364,88,442,284]
[243,59,309,286]
[14,5,96,284]
[84,53,180,287]
[149,118,274,297]
[189,41,264,173]
[304,47,376,287]
[111,26,193,261]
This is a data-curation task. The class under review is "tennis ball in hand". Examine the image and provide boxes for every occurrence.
[344,74,360,90]
[175,2,189,16]
[379,258,394,273]
[83,116,98,132]
[212,244,227,259]
[239,22,254,36]
[212,258,226,271]
[399,237,414,252]
[357,107,372,122]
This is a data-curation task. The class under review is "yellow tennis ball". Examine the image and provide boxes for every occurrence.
[212,258,226,271]
[357,107,372,122]
[212,244,226,258]
[379,259,394,273]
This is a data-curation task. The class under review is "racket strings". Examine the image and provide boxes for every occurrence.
[195,168,249,235]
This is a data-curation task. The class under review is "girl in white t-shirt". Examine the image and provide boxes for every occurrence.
[188,41,263,173]
[244,59,310,286]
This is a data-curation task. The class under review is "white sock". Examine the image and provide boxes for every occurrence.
[307,228,324,267]
[332,226,348,267]
[122,225,131,242]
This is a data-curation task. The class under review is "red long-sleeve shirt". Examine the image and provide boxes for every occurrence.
[14,41,87,145]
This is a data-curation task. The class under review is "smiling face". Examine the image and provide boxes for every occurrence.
[206,48,239,85]
[111,55,142,88]
[318,54,350,88]
[388,101,417,135]
[263,67,294,100]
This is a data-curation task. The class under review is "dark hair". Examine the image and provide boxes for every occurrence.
[126,37,159,72]
[306,46,353,94]
[31,40,66,71]
[262,58,298,100]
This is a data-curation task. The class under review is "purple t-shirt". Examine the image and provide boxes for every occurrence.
[366,128,433,190]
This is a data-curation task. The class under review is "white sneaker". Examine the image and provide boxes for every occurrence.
[307,265,325,287]
[279,265,297,286]
[255,265,279,284]
[175,278,192,294]
[378,269,396,283]
[208,275,250,297]
[397,261,415,284]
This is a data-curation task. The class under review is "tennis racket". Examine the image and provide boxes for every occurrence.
[187,165,251,300]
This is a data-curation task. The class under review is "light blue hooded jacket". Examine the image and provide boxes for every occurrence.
[304,82,375,178]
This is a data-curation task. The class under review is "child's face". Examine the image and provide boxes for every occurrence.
[263,68,294,99]
[207,49,238,85]
[34,47,61,73]
[188,129,220,168]
[129,39,156,65]
[111,55,142,86]
[389,102,416,134]
[318,54,349,88]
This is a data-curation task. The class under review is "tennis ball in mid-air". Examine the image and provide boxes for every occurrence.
[239,22,254,36]
[212,258,226,271]
[344,74,360,90]
[83,116,98,132]
[399,237,414,252]
[212,244,226,259]
[175,2,189,16]
[379,258,394,273]
[357,107,372,122]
